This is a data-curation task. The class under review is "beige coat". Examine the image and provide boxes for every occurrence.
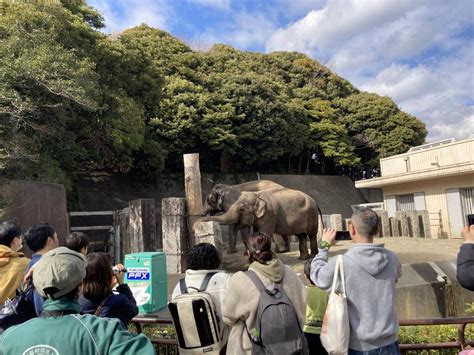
[222,264,307,355]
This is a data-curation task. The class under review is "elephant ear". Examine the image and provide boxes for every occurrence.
[255,197,267,219]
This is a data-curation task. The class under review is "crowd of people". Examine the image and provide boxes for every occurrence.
[0,206,472,354]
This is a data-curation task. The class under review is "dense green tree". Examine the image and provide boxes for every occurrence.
[1,2,427,187]
[335,92,427,166]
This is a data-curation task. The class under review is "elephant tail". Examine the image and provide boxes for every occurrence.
[317,205,324,229]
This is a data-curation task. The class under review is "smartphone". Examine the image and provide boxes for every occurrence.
[467,214,474,226]
[335,231,351,241]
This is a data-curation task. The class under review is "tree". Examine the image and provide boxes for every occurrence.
[335,92,427,166]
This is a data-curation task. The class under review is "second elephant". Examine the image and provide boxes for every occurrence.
[203,187,321,259]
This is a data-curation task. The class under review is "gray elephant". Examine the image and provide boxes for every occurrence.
[202,187,321,260]
[203,180,283,254]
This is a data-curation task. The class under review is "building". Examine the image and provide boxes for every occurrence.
[356,138,474,238]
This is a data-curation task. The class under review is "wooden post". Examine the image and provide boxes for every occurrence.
[162,198,188,274]
[129,199,156,253]
[377,211,390,237]
[113,207,130,262]
[418,210,431,238]
[183,153,204,239]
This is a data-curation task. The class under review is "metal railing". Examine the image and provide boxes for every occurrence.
[131,316,474,353]
[399,317,474,353]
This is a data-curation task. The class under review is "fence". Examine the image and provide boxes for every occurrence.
[131,316,474,353]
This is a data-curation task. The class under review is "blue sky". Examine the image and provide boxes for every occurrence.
[87,0,474,142]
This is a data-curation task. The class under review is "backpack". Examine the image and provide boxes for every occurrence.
[0,282,36,332]
[245,270,308,355]
[168,272,225,355]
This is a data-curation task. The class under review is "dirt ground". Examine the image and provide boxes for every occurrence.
[221,237,464,274]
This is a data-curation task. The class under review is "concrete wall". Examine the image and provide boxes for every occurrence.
[396,260,474,318]
[0,180,69,257]
[383,173,474,238]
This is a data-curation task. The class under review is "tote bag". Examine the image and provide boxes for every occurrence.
[320,255,349,355]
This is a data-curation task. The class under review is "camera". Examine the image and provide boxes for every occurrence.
[112,266,127,273]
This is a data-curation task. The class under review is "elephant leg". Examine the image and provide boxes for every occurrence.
[296,233,310,260]
[309,231,318,257]
[240,227,251,255]
[274,234,290,253]
[227,224,238,254]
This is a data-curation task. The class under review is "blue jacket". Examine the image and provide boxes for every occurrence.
[0,297,155,355]
[79,284,139,325]
[25,254,44,316]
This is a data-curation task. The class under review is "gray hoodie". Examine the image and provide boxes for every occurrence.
[311,243,401,351]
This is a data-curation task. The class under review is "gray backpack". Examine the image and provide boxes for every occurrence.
[245,270,309,355]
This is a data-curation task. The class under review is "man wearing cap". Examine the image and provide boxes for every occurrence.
[0,247,155,354]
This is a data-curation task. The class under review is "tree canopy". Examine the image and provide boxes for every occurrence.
[0,0,427,188]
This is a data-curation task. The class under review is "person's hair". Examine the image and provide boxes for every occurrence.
[65,232,89,253]
[247,232,274,264]
[82,252,113,302]
[304,258,315,285]
[43,285,81,301]
[0,221,21,247]
[351,207,379,238]
[186,243,221,270]
[25,223,55,252]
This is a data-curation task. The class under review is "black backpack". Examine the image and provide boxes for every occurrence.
[0,282,36,332]
[245,270,308,355]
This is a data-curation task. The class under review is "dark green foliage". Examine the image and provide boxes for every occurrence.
[0,1,427,186]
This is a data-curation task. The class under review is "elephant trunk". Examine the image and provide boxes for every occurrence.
[202,203,212,216]
[203,205,240,225]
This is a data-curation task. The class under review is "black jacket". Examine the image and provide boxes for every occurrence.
[79,284,139,325]
[456,243,474,291]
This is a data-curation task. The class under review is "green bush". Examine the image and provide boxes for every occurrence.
[399,324,473,354]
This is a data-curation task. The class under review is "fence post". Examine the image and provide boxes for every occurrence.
[162,198,188,274]
[396,211,409,237]
[377,211,390,237]
[129,199,156,253]
[418,210,431,239]
[183,153,204,241]
[193,221,224,255]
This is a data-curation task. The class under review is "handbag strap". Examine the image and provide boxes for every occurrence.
[94,295,110,316]
[331,255,346,296]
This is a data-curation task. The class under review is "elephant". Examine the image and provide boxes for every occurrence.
[202,180,283,254]
[202,187,321,260]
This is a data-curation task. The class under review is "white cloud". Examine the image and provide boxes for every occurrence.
[187,0,232,11]
[265,0,474,142]
[88,0,171,32]
[198,11,278,50]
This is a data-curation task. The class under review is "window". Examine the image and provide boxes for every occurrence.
[396,194,415,211]
[460,188,474,223]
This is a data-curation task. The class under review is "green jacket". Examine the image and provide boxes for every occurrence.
[303,285,328,334]
[0,298,155,355]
